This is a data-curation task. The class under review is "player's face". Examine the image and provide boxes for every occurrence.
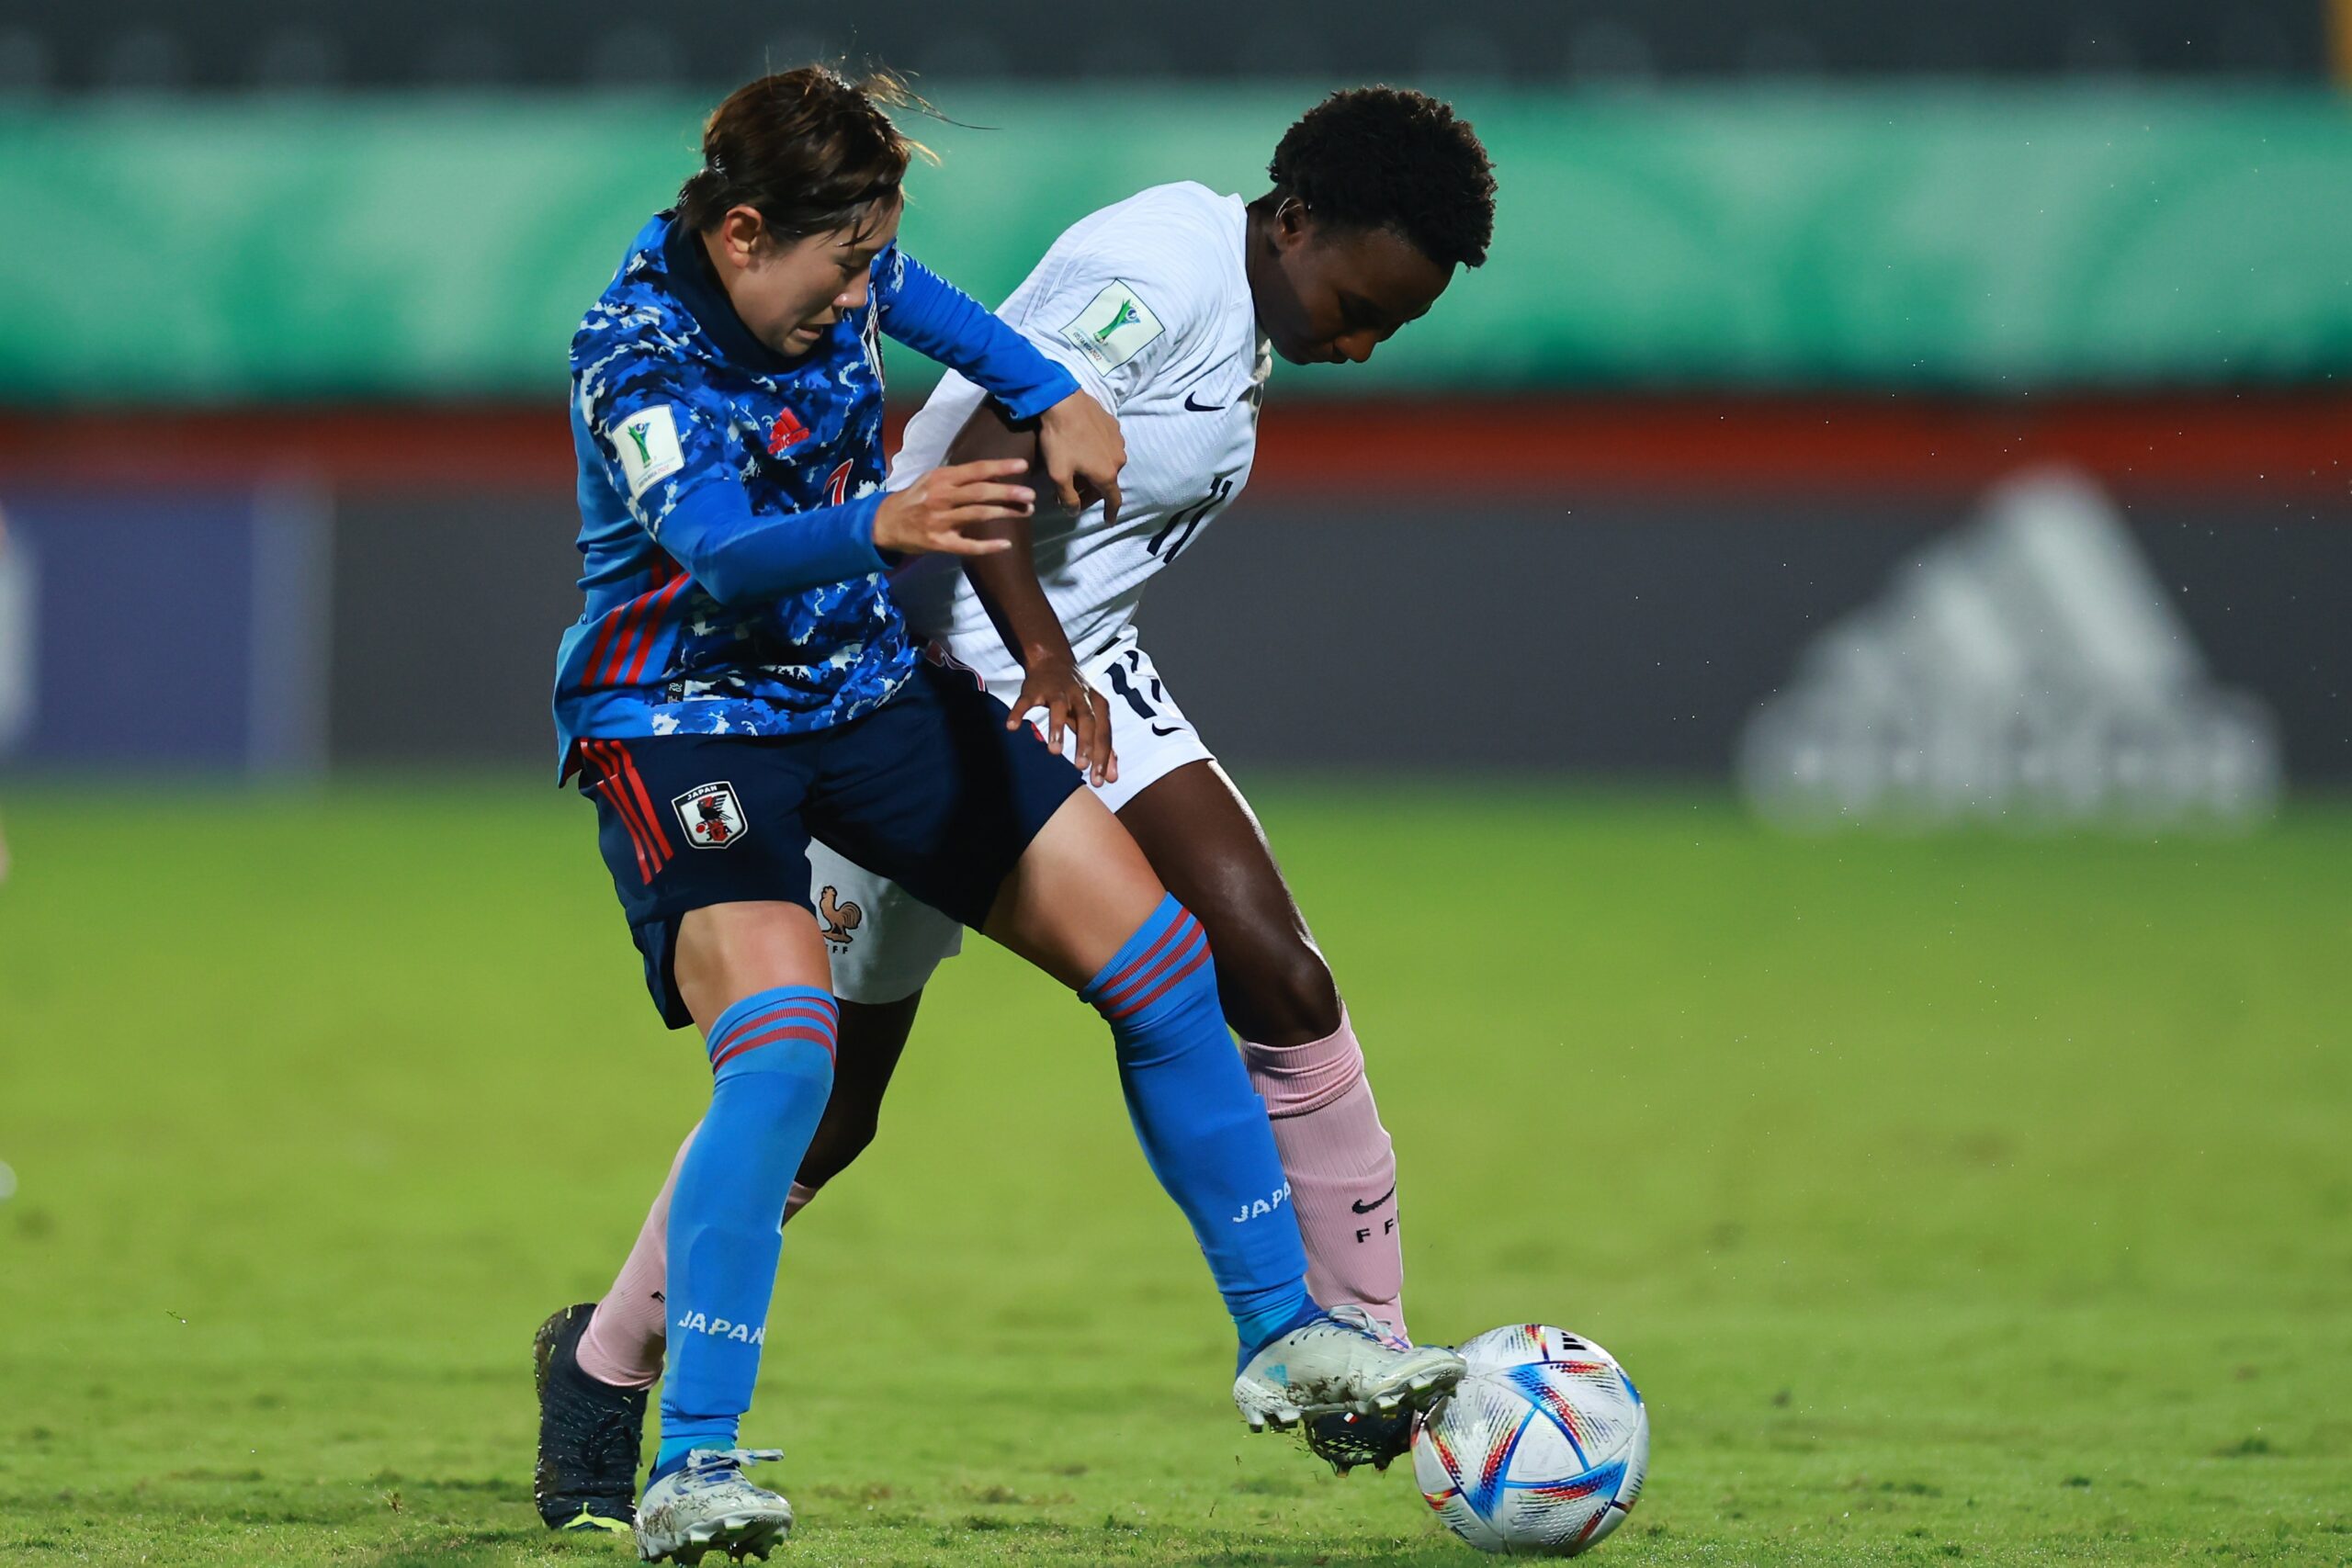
[1259,207,1454,367]
[703,196,905,358]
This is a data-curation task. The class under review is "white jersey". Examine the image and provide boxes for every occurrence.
[888,182,1270,684]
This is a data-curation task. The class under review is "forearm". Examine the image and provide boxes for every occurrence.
[656,486,886,605]
[876,249,1077,422]
[947,402,1075,670]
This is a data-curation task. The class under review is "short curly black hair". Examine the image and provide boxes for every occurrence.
[1266,86,1497,269]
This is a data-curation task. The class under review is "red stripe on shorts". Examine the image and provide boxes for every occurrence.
[586,741,660,882]
[610,743,672,873]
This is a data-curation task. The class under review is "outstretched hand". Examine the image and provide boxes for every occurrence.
[871,459,1033,558]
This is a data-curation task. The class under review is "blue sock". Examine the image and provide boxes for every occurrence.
[651,986,838,1485]
[1085,896,1317,1353]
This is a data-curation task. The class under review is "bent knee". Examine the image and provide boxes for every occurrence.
[1216,932,1341,1046]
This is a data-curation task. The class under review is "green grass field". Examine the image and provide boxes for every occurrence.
[2,782,2346,1566]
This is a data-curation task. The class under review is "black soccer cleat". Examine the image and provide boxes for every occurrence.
[533,1301,649,1535]
[1304,1406,1419,1476]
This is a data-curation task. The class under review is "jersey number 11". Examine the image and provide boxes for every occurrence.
[1148,474,1236,563]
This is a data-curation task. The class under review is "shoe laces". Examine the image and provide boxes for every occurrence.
[1323,1304,1409,1350]
[679,1448,784,1487]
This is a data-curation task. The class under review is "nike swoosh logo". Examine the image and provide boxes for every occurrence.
[1350,1185,1396,1214]
[1183,390,1227,412]
[1149,723,1182,737]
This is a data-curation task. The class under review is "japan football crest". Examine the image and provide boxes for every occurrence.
[673,782,749,849]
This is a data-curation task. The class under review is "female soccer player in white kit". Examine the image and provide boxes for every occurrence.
[539,86,1498,1523]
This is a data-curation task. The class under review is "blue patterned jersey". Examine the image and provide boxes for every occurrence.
[553,211,1078,774]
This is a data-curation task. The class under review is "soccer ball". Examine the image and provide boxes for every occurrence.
[1412,1325,1648,1556]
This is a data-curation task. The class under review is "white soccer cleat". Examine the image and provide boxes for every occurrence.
[1233,1305,1465,1434]
[633,1448,794,1564]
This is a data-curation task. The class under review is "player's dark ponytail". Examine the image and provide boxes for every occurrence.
[677,66,931,245]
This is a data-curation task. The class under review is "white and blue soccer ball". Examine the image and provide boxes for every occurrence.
[1412,1325,1648,1557]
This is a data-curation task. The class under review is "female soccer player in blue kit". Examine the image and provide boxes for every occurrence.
[543,68,1462,1560]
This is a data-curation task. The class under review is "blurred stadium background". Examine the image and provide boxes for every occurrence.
[1,0,2345,801]
[3,5,2349,1564]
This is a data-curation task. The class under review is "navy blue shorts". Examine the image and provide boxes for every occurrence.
[577,660,1082,1027]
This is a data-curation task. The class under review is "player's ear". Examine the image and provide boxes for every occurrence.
[715,204,767,267]
[1273,195,1314,250]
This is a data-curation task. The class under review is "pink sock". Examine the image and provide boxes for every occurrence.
[1240,1007,1408,1341]
[575,1123,821,1390]
[574,1123,696,1388]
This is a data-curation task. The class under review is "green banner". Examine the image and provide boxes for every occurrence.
[4,86,2351,401]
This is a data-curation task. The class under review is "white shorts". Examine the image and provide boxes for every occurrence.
[807,635,1214,1004]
